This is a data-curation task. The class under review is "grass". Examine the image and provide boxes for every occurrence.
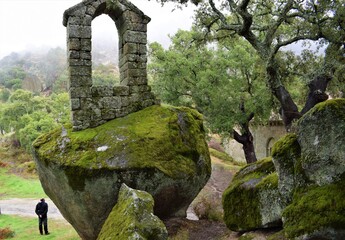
[0,215,80,240]
[0,168,45,199]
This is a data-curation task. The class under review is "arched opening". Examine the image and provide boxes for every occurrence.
[91,14,120,86]
[266,137,275,157]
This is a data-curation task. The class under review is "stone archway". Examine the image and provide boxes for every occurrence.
[266,137,275,157]
[63,0,158,131]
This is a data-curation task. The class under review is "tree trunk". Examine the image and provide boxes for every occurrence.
[233,129,257,164]
[266,61,301,130]
[301,74,331,115]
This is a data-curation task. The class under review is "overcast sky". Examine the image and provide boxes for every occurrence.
[0,0,196,59]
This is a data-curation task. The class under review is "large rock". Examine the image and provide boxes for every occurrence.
[281,99,345,239]
[282,175,345,240]
[297,99,345,185]
[222,99,345,238]
[271,133,302,205]
[222,157,284,231]
[97,184,168,240]
[32,105,211,240]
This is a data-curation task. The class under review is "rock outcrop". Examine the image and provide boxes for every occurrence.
[33,105,211,240]
[222,157,284,231]
[223,99,345,239]
[97,184,168,240]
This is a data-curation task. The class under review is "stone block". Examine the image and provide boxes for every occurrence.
[100,96,122,109]
[122,62,146,71]
[141,91,154,100]
[123,69,146,78]
[101,109,116,120]
[123,43,139,54]
[69,38,81,50]
[126,76,147,86]
[119,22,147,34]
[80,97,102,110]
[68,25,91,39]
[68,50,80,59]
[113,86,129,96]
[115,108,129,118]
[70,87,91,98]
[123,10,149,24]
[91,86,114,97]
[71,98,81,110]
[69,76,92,88]
[80,51,91,60]
[73,109,91,121]
[86,5,96,16]
[142,99,154,108]
[130,85,151,94]
[123,30,147,44]
[70,66,92,77]
[121,96,130,107]
[69,59,92,66]
[81,38,92,51]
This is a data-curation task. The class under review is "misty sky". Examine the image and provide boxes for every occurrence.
[0,0,196,59]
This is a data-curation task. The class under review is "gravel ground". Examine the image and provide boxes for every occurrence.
[0,198,64,220]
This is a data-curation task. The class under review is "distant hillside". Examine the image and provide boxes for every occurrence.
[0,42,120,93]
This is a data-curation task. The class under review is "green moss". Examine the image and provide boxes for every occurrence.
[209,148,235,163]
[310,98,345,118]
[271,133,300,160]
[283,176,345,238]
[97,184,167,240]
[257,172,278,190]
[33,105,210,181]
[222,157,276,231]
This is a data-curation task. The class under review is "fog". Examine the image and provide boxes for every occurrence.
[0,0,196,59]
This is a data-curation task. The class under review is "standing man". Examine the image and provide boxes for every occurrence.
[35,198,49,235]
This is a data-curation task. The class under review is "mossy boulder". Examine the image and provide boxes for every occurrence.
[272,133,303,205]
[97,184,168,240]
[222,157,284,231]
[282,175,345,239]
[297,99,345,185]
[32,105,211,240]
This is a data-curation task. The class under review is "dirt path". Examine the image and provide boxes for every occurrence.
[0,198,65,220]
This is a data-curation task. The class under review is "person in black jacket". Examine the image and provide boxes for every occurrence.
[35,198,49,235]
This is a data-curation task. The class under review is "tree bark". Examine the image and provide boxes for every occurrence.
[232,111,257,164]
[233,129,257,164]
[266,61,301,130]
[301,74,331,115]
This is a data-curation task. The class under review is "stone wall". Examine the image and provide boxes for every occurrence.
[224,122,286,163]
[63,0,158,131]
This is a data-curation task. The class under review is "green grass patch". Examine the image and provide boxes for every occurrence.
[209,148,234,162]
[0,168,45,199]
[0,215,79,240]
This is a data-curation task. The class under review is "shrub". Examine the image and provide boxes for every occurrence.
[0,227,15,239]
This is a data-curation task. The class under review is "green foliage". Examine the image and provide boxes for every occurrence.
[92,63,120,86]
[0,90,70,150]
[0,67,26,90]
[149,29,273,137]
[0,88,10,102]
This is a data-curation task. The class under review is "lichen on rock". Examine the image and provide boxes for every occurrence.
[297,99,345,186]
[97,183,168,240]
[33,105,211,240]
